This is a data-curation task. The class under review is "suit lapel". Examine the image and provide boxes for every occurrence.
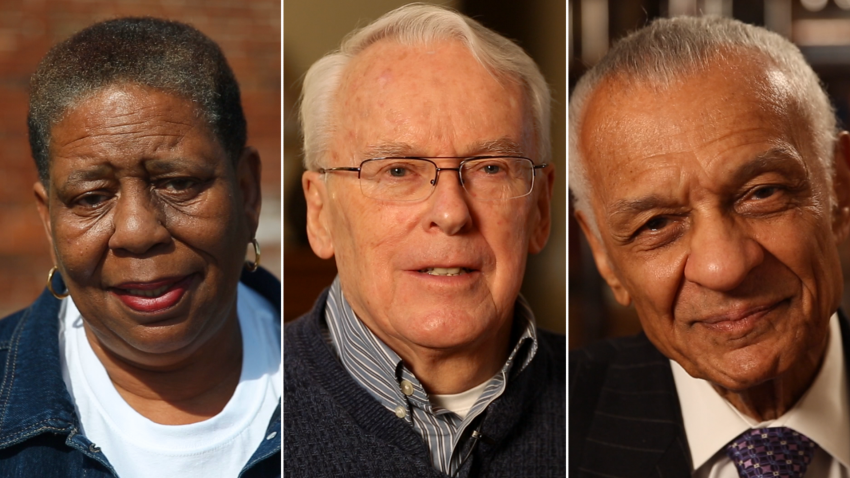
[578,333,691,477]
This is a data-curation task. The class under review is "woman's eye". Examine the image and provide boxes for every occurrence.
[76,194,109,208]
[162,178,197,191]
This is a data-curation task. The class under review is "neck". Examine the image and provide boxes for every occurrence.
[403,342,509,395]
[84,313,243,425]
[380,319,514,395]
[712,334,828,422]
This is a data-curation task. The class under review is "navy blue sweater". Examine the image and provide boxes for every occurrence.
[283,289,566,477]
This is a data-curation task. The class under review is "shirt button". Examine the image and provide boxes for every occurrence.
[394,405,407,418]
[400,380,414,396]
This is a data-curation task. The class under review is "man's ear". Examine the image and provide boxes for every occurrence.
[237,147,262,239]
[33,181,57,264]
[528,163,555,254]
[576,210,632,306]
[832,131,850,243]
[302,171,334,259]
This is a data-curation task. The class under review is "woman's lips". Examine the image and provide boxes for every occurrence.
[110,275,194,313]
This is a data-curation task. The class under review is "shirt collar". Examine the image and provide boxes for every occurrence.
[672,313,850,471]
[324,276,538,410]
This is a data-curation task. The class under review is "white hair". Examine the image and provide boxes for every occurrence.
[299,2,551,171]
[569,15,837,237]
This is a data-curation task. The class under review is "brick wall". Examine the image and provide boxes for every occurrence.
[0,0,280,317]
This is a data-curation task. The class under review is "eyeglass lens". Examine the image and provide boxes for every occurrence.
[358,158,535,201]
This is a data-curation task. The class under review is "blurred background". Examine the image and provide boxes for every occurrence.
[284,0,567,333]
[0,0,281,318]
[569,0,850,349]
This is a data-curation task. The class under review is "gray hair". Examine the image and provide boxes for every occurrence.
[569,15,837,236]
[299,3,551,171]
[29,17,247,185]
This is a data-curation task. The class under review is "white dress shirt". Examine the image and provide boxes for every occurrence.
[672,313,850,478]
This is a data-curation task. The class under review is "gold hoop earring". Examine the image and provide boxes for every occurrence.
[46,266,70,300]
[246,238,261,272]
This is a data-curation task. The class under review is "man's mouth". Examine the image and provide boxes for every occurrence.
[694,299,790,336]
[419,267,473,276]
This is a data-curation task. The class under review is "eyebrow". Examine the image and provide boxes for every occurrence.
[364,142,415,158]
[145,158,215,175]
[607,146,807,218]
[609,195,677,217]
[363,137,527,159]
[732,146,806,183]
[62,165,113,184]
[466,137,527,157]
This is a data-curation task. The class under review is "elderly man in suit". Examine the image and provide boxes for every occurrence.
[285,4,564,477]
[570,16,850,478]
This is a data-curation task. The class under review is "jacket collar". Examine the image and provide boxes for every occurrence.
[0,283,79,446]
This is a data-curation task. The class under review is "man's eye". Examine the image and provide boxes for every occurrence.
[483,164,502,174]
[644,216,669,231]
[389,167,408,177]
[751,186,779,200]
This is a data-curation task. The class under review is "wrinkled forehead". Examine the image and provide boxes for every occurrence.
[579,57,814,203]
[337,38,522,100]
[329,39,534,157]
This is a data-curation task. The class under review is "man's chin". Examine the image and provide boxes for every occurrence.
[678,349,795,394]
[391,310,504,352]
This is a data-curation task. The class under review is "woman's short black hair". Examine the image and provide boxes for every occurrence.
[28,17,247,184]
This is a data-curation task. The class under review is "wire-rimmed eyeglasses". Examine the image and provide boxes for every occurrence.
[318,156,548,202]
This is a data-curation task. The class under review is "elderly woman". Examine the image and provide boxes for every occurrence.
[0,18,281,477]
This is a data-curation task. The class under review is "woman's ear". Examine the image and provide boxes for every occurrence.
[33,181,57,264]
[237,147,262,239]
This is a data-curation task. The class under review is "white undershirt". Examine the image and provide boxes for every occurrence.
[672,313,850,478]
[429,378,491,419]
[59,283,282,478]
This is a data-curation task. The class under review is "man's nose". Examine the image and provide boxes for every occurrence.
[426,168,471,235]
[683,215,764,291]
[107,188,171,254]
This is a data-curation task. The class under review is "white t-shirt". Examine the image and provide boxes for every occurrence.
[59,283,281,478]
[430,378,491,419]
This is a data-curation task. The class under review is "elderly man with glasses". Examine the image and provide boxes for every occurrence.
[284,4,564,478]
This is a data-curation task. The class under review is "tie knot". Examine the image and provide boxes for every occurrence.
[726,427,817,478]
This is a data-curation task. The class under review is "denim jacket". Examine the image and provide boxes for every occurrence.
[0,268,281,477]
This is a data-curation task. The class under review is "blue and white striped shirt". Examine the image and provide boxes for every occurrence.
[323,277,538,475]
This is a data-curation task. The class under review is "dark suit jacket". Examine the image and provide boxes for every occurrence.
[569,313,850,478]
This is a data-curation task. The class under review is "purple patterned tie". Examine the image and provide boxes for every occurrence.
[726,427,817,478]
